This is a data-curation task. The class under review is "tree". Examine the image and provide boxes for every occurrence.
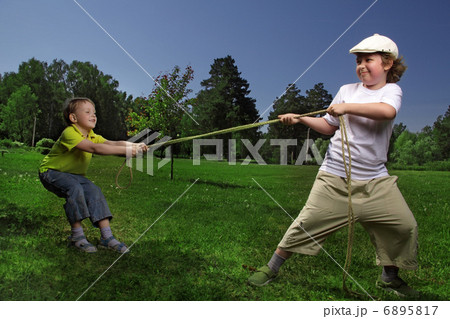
[0,85,39,144]
[304,83,333,145]
[263,83,332,164]
[315,137,331,159]
[66,61,131,140]
[16,59,54,142]
[415,128,439,164]
[40,59,71,140]
[390,128,439,166]
[0,72,22,139]
[388,122,407,162]
[432,106,450,160]
[389,106,449,166]
[193,56,260,159]
[0,58,72,141]
[305,83,333,111]
[178,110,197,158]
[1,58,133,142]
[128,65,194,137]
[390,130,417,165]
[127,65,195,179]
[0,72,22,106]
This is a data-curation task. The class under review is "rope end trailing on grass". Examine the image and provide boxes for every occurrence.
[115,160,133,190]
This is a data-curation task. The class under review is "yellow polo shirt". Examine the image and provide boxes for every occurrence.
[39,124,106,175]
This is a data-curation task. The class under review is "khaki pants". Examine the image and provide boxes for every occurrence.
[278,171,418,270]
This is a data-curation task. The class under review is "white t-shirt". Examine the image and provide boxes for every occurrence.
[320,82,402,180]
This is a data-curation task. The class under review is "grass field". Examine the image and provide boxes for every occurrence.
[0,150,449,301]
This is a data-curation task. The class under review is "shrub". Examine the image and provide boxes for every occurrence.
[388,160,450,171]
[424,160,450,171]
[12,141,24,148]
[36,138,55,149]
[0,139,14,148]
[35,138,55,154]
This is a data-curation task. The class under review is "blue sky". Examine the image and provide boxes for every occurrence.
[1,0,449,132]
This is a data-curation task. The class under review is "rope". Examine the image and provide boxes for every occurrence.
[115,109,327,189]
[338,115,362,297]
[115,109,357,295]
[339,116,355,292]
[148,109,327,150]
[115,159,133,190]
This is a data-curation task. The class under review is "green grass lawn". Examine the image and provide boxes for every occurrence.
[0,151,449,301]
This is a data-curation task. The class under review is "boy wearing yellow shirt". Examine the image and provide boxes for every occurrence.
[39,97,147,253]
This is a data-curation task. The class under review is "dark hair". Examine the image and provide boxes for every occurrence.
[380,53,407,83]
[62,97,95,125]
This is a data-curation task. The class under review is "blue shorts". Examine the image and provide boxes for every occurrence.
[39,169,113,226]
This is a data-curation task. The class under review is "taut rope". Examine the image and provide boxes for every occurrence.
[147,109,327,150]
[115,109,327,190]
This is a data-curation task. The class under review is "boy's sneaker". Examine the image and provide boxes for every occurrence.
[248,265,277,287]
[376,276,419,298]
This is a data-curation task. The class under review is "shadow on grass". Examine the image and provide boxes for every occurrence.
[1,233,447,301]
[0,202,55,235]
[71,238,237,301]
[188,178,247,189]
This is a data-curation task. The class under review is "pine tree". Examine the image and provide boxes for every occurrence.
[263,83,332,164]
[193,56,259,159]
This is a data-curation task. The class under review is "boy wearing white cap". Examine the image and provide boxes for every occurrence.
[248,34,419,298]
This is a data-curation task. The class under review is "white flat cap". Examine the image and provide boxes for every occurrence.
[349,33,398,59]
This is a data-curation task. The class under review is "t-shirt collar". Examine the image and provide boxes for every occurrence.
[71,124,95,140]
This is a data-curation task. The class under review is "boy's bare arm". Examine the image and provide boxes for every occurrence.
[104,140,131,147]
[104,140,148,151]
[75,139,146,156]
[327,102,396,120]
[278,113,338,135]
